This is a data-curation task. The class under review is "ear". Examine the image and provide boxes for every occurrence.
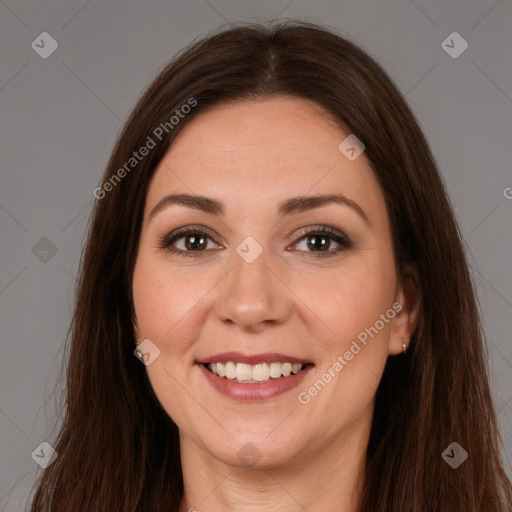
[388,265,421,355]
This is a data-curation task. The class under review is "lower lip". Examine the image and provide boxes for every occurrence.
[198,363,313,401]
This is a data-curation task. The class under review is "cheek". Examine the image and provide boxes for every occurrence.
[132,251,202,423]
[332,253,397,387]
[296,269,396,424]
[132,250,201,351]
[303,253,396,345]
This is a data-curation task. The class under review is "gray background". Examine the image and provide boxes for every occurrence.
[1,0,511,509]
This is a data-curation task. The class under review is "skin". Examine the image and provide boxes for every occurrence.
[132,97,419,512]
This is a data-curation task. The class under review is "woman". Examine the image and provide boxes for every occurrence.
[29,20,512,511]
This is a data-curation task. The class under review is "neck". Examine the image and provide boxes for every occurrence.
[177,413,371,512]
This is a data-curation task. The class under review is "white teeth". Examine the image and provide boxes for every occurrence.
[291,363,302,374]
[225,361,236,379]
[236,363,252,381]
[269,362,282,379]
[217,362,226,377]
[281,362,292,377]
[252,363,270,381]
[206,361,305,382]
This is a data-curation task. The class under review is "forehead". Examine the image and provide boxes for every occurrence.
[146,97,384,218]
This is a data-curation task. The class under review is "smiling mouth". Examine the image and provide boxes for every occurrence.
[203,361,310,383]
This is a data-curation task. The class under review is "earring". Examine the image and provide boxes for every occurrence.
[402,338,407,354]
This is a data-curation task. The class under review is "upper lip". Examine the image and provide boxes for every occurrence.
[197,351,313,365]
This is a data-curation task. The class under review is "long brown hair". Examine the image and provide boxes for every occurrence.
[29,20,512,511]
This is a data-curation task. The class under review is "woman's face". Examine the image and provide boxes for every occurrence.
[132,97,416,468]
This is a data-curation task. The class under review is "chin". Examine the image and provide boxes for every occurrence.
[202,431,304,470]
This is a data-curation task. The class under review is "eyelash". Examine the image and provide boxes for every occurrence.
[157,225,352,259]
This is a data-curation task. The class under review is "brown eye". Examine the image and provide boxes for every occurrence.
[182,232,208,251]
[303,234,335,252]
[158,227,221,257]
[292,226,351,258]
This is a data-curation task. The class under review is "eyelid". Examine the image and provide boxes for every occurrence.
[159,224,221,244]
[292,225,350,244]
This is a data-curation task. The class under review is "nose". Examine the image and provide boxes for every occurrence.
[214,247,292,332]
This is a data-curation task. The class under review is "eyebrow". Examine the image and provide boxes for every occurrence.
[149,193,370,225]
